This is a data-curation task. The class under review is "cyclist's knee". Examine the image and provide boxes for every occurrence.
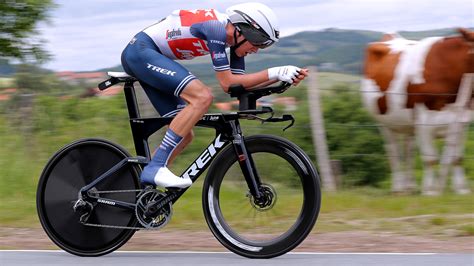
[200,88,214,108]
[182,82,214,110]
[193,86,213,108]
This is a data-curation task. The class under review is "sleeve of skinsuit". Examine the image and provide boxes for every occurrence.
[190,20,232,72]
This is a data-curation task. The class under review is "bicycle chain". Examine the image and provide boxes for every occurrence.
[82,222,156,230]
[80,188,163,230]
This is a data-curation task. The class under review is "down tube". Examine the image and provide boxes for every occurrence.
[179,134,230,182]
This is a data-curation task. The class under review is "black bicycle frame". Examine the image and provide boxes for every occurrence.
[80,80,270,210]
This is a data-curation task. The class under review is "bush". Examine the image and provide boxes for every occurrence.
[322,86,390,187]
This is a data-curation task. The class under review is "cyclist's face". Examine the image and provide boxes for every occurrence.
[226,23,259,57]
[235,37,259,57]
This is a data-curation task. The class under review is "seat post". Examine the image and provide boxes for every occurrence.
[123,81,141,119]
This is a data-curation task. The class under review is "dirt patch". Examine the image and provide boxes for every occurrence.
[1,227,473,253]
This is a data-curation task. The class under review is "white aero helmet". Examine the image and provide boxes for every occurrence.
[226,2,279,48]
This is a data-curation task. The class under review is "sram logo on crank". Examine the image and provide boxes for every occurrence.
[181,134,226,179]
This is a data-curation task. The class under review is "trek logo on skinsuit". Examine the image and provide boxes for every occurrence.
[146,63,176,76]
[182,134,226,179]
[212,51,226,60]
[166,28,182,40]
[209,40,225,45]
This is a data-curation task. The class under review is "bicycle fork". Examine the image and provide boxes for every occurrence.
[229,121,264,199]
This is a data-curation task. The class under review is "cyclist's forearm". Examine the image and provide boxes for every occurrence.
[215,70,270,92]
[248,79,279,90]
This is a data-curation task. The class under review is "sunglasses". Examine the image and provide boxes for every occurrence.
[237,24,275,49]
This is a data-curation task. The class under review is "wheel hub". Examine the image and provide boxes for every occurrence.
[249,184,277,211]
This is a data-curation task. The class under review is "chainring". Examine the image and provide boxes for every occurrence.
[135,190,173,229]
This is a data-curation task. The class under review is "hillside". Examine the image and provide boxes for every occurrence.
[1,28,466,80]
[176,28,463,85]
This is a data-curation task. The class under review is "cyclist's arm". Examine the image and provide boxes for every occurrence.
[215,70,273,93]
[249,79,279,90]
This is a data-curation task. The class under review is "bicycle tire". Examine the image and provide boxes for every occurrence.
[36,138,141,256]
[202,135,321,258]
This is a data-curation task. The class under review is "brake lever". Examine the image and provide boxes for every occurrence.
[272,82,291,94]
[262,114,295,131]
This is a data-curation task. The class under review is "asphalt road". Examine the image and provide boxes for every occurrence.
[1,251,473,266]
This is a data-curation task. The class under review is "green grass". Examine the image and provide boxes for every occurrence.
[459,225,474,236]
[315,188,474,237]
[0,78,13,88]
[167,187,474,237]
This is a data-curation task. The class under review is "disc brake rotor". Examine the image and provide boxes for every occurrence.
[248,184,277,211]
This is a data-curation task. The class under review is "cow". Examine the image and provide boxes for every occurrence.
[361,28,473,195]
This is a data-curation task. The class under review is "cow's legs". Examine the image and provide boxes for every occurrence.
[415,106,440,195]
[440,120,471,194]
[403,134,418,192]
[381,127,410,193]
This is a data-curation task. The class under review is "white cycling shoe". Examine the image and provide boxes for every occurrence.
[153,167,192,188]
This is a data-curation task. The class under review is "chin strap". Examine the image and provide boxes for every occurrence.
[232,28,247,50]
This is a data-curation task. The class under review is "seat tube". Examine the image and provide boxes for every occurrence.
[124,81,150,158]
[123,81,140,119]
[229,120,263,198]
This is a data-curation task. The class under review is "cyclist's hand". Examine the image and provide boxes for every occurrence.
[292,68,309,86]
[268,65,301,84]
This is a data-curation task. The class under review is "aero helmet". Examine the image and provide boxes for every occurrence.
[226,2,279,48]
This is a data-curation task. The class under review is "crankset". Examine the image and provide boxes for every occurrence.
[135,189,173,229]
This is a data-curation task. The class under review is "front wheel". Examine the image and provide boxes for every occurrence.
[202,135,321,258]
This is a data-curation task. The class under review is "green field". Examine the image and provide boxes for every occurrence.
[0,72,472,241]
[0,78,13,88]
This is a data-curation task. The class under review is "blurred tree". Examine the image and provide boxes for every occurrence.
[0,0,55,62]
[14,64,52,93]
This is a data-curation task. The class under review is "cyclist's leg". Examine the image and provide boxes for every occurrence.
[140,79,212,188]
[142,78,213,169]
[122,35,207,188]
[168,79,213,137]
[167,130,194,166]
[139,81,194,167]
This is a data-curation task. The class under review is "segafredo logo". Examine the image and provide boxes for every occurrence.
[166,28,182,39]
[182,134,226,179]
[212,51,226,60]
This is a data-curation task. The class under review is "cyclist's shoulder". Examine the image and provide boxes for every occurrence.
[169,8,228,25]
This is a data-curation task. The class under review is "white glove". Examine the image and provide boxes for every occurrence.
[268,65,301,84]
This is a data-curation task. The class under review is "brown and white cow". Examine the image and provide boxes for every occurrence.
[361,28,473,195]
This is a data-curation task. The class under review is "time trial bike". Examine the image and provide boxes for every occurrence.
[36,72,321,259]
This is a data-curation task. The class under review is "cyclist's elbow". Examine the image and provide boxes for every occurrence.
[216,71,236,93]
[219,81,231,93]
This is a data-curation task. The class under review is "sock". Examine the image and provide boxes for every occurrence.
[141,128,183,184]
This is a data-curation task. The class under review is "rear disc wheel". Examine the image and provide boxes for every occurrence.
[36,139,141,256]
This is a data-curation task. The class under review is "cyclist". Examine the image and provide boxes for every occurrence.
[121,2,309,188]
